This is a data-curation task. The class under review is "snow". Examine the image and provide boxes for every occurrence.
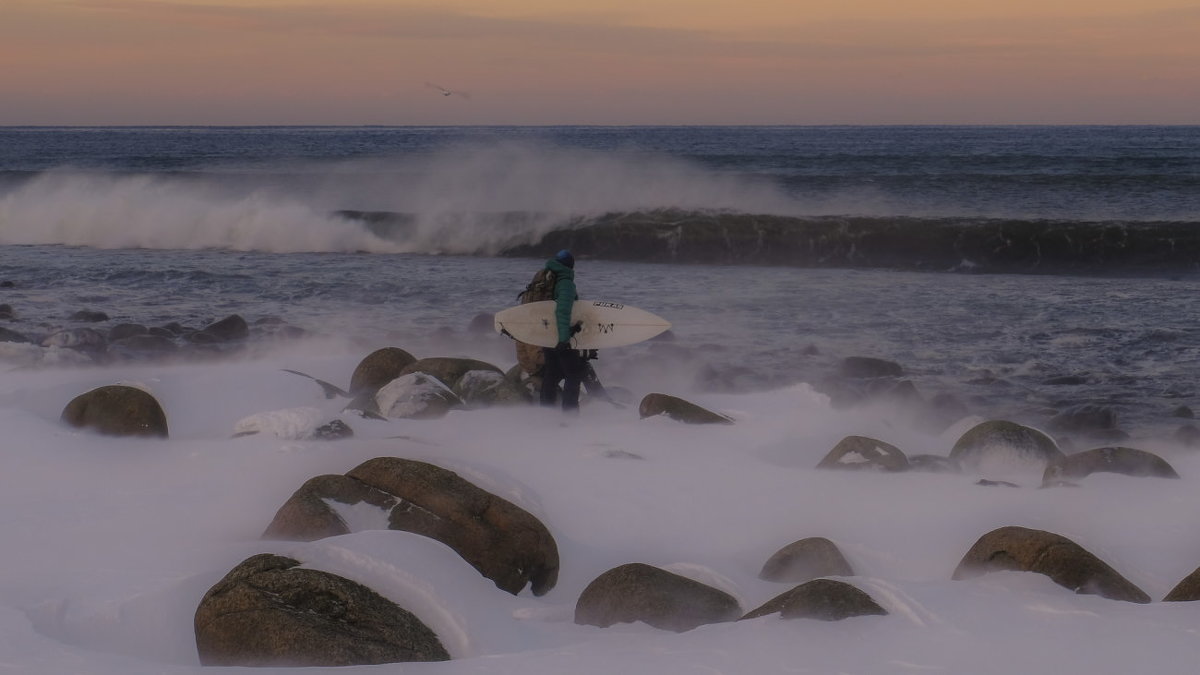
[3,345,1200,674]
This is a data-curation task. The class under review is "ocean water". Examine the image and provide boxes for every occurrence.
[2,126,1200,441]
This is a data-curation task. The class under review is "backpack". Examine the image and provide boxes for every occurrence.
[515,268,556,375]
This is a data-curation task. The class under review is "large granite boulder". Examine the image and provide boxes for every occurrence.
[189,314,249,343]
[575,563,742,632]
[453,369,531,407]
[398,357,503,390]
[1042,446,1180,486]
[350,347,418,395]
[638,393,733,424]
[759,537,854,583]
[949,420,1064,473]
[264,457,559,596]
[952,526,1150,603]
[742,579,887,621]
[375,372,462,419]
[61,385,169,438]
[194,553,449,667]
[1163,567,1200,602]
[816,436,909,472]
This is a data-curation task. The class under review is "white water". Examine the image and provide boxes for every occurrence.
[3,335,1200,674]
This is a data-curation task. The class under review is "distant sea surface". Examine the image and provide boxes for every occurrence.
[1,126,1199,441]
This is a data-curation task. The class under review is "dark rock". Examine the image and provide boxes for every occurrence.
[194,553,449,667]
[759,537,854,583]
[949,420,1064,472]
[453,369,530,407]
[575,563,742,632]
[108,323,148,341]
[1042,447,1179,485]
[1164,567,1200,601]
[312,419,354,441]
[839,356,903,379]
[817,436,908,472]
[467,312,494,333]
[1042,375,1088,386]
[638,393,733,424]
[0,280,13,288]
[0,326,31,343]
[109,334,178,356]
[952,525,1150,603]
[1171,406,1194,419]
[263,474,397,541]
[335,457,560,596]
[349,347,419,395]
[0,303,13,320]
[70,309,109,322]
[742,579,887,621]
[42,327,107,352]
[1047,403,1118,434]
[907,454,960,473]
[61,385,169,438]
[975,479,1021,487]
[190,314,249,343]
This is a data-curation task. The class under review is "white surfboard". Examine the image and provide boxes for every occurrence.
[494,300,671,349]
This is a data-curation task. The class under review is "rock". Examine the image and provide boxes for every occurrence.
[398,357,503,389]
[1042,447,1179,485]
[467,312,494,333]
[1171,405,1194,419]
[107,323,148,341]
[339,457,559,596]
[952,526,1150,603]
[263,474,397,541]
[0,326,31,343]
[1164,567,1200,602]
[61,385,169,438]
[1174,424,1200,447]
[189,314,249,343]
[741,579,887,621]
[194,553,450,667]
[976,479,1021,487]
[1042,375,1088,386]
[70,309,109,322]
[312,419,354,440]
[42,327,107,352]
[817,436,908,472]
[575,563,742,632]
[349,347,418,395]
[839,356,903,379]
[1047,403,1119,434]
[759,537,854,583]
[0,303,13,320]
[453,369,530,407]
[375,372,462,419]
[638,393,733,424]
[949,420,1064,473]
[108,334,178,357]
[907,454,960,473]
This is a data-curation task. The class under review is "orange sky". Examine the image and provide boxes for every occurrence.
[1,0,1197,125]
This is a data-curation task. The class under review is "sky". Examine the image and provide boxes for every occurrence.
[1,0,1198,125]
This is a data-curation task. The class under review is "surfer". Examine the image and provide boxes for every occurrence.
[539,250,589,412]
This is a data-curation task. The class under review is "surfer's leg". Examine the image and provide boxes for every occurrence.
[540,348,561,407]
[560,352,587,411]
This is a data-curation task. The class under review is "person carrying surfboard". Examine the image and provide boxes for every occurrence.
[538,249,589,412]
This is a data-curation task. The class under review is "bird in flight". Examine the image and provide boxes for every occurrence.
[425,82,470,99]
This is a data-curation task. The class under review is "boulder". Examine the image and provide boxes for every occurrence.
[42,327,107,352]
[0,326,31,343]
[61,385,168,438]
[574,563,742,632]
[263,474,397,541]
[741,579,887,621]
[839,356,903,379]
[638,393,733,424]
[907,454,960,474]
[1163,567,1200,602]
[759,537,854,583]
[194,553,449,667]
[108,334,178,357]
[375,372,462,419]
[70,309,109,322]
[190,314,249,342]
[0,303,13,320]
[453,369,530,407]
[952,526,1150,603]
[312,419,354,441]
[350,347,418,395]
[816,436,908,472]
[949,420,1064,473]
[1046,403,1119,435]
[275,457,559,596]
[398,357,503,389]
[1042,446,1179,486]
[107,323,148,341]
[467,312,494,333]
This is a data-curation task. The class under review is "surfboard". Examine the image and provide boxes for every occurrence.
[494,300,671,349]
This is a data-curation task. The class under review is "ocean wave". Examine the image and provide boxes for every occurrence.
[347,208,1200,274]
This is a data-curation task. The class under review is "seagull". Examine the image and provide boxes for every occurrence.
[425,82,470,99]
